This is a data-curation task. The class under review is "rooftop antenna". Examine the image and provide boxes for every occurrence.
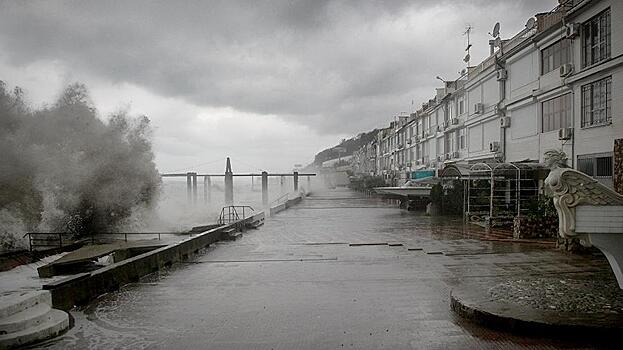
[489,22,502,54]
[463,25,473,66]
[489,22,500,38]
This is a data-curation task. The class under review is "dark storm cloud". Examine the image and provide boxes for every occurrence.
[0,0,556,134]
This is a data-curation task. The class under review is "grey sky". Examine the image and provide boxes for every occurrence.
[0,0,557,172]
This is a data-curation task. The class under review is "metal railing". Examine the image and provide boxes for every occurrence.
[23,232,179,252]
[216,205,254,225]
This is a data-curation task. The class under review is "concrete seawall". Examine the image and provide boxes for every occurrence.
[43,212,265,311]
[269,193,305,216]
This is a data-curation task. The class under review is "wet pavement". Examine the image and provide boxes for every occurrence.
[34,189,621,349]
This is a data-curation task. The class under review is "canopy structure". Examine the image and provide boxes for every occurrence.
[439,161,546,228]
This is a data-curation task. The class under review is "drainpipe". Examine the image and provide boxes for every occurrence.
[498,58,507,162]
[500,110,507,162]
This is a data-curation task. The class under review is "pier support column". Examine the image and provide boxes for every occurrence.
[294,171,299,192]
[192,172,198,205]
[204,175,211,205]
[186,172,192,205]
[307,176,311,192]
[225,157,234,205]
[280,176,285,193]
[262,171,268,208]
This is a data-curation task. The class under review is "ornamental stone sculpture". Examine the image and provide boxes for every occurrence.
[545,167,623,288]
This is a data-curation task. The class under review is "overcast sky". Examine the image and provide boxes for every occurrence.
[0,0,557,173]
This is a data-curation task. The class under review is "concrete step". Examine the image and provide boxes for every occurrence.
[0,303,52,334]
[0,308,69,349]
[0,291,51,319]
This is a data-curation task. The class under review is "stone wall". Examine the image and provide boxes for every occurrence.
[513,216,558,239]
[614,138,623,195]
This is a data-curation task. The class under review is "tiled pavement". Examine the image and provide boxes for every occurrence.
[37,189,620,349]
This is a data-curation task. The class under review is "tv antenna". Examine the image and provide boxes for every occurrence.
[463,25,473,66]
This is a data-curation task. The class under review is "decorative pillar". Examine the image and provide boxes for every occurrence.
[225,157,234,205]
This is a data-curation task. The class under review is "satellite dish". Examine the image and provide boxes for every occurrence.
[494,36,502,48]
[492,22,500,37]
[525,17,536,30]
[463,53,470,63]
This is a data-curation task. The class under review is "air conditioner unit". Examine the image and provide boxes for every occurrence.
[474,103,484,114]
[451,118,459,125]
[452,151,460,159]
[560,63,574,77]
[489,141,500,153]
[500,116,511,128]
[558,127,573,140]
[496,69,507,81]
[565,23,579,39]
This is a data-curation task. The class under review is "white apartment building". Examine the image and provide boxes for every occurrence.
[355,0,621,189]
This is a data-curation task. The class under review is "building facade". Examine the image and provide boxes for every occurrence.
[351,0,621,189]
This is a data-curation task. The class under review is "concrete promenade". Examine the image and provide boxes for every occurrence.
[37,189,620,349]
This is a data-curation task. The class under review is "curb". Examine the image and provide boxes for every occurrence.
[450,287,623,338]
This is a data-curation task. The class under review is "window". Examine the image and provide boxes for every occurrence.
[541,39,570,74]
[459,100,464,115]
[582,9,611,68]
[577,153,613,186]
[581,76,611,127]
[542,93,572,132]
[459,129,466,150]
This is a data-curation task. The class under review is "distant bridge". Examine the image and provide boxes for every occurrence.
[160,157,316,207]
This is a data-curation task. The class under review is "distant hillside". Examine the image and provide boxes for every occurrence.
[312,129,379,166]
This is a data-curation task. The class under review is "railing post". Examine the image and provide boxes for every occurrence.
[204,175,211,205]
[294,171,299,192]
[186,172,193,205]
[280,176,285,193]
[192,172,198,205]
[262,171,268,208]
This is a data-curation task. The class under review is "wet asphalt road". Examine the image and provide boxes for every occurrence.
[35,189,615,349]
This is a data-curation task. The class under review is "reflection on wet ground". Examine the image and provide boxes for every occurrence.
[34,189,615,349]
